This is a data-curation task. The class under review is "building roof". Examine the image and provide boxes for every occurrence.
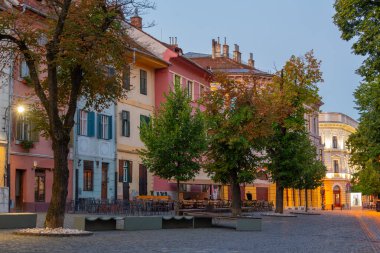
[319,112,358,129]
[184,52,272,77]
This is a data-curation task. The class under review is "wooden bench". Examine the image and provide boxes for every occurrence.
[0,213,37,229]
[73,216,124,231]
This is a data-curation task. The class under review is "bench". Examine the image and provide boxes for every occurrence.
[214,216,262,231]
[0,213,37,229]
[162,216,194,229]
[73,216,123,231]
[124,216,162,231]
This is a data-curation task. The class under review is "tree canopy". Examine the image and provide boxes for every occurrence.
[139,82,207,201]
[0,0,154,228]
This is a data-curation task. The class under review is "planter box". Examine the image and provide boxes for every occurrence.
[124,216,162,231]
[0,213,37,229]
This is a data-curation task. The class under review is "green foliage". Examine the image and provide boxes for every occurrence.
[201,74,276,186]
[351,161,380,195]
[19,140,34,151]
[333,0,380,81]
[266,51,323,188]
[139,83,207,182]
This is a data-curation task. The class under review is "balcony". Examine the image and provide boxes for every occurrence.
[325,172,352,180]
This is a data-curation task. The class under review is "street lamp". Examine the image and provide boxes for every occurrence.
[17,105,25,114]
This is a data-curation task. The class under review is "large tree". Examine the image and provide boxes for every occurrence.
[0,0,153,228]
[202,74,278,216]
[293,133,326,212]
[334,0,380,195]
[139,83,207,207]
[333,0,380,81]
[266,51,323,213]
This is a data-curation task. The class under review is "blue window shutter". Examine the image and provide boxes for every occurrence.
[87,112,95,137]
[77,109,81,135]
[108,116,112,140]
[97,114,102,139]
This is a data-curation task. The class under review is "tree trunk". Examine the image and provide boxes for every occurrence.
[275,183,284,213]
[231,180,242,216]
[44,139,70,228]
[305,188,308,212]
[175,179,180,215]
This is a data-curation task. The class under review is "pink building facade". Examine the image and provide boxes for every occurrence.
[9,57,73,212]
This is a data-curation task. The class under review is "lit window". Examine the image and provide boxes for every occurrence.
[83,160,94,191]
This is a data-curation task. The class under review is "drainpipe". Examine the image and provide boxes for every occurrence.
[5,53,14,212]
[114,102,118,201]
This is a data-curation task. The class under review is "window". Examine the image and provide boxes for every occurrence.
[34,169,45,202]
[140,69,147,95]
[20,60,30,78]
[313,117,318,134]
[107,66,116,77]
[174,74,181,86]
[332,136,338,149]
[16,114,38,142]
[83,160,94,191]
[119,160,133,183]
[78,110,95,137]
[123,66,131,90]
[97,114,112,140]
[187,81,193,99]
[199,85,205,97]
[333,160,339,173]
[140,115,150,128]
[121,110,130,137]
[319,149,323,162]
[80,110,88,136]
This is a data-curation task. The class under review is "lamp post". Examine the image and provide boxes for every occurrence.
[3,104,25,212]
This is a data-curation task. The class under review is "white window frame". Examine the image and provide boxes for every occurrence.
[101,115,109,140]
[80,110,88,136]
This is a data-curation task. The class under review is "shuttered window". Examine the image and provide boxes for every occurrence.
[97,114,112,140]
[119,160,132,183]
[140,69,147,95]
[121,111,130,137]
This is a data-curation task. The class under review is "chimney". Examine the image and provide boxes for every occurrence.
[248,53,255,68]
[214,37,221,57]
[223,37,229,58]
[233,44,241,63]
[130,8,142,30]
[212,39,216,58]
[169,37,178,47]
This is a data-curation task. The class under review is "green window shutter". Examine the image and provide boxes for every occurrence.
[123,66,131,90]
[128,161,133,183]
[97,114,102,139]
[108,115,112,140]
[77,109,81,135]
[87,111,95,137]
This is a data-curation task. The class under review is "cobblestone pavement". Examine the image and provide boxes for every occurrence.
[0,210,379,253]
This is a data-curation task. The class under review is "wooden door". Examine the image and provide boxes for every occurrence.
[256,187,269,201]
[101,163,108,199]
[333,186,341,207]
[15,170,24,211]
[139,164,147,196]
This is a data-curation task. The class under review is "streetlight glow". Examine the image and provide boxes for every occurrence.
[17,105,25,114]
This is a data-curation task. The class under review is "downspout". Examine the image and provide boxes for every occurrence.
[114,102,118,201]
[5,52,14,212]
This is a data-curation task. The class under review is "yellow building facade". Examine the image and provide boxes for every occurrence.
[318,112,358,210]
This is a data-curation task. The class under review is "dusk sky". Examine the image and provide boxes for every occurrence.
[143,0,364,120]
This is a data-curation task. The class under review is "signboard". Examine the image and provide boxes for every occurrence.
[350,192,362,208]
[0,187,9,213]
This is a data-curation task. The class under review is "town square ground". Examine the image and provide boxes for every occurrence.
[0,210,379,253]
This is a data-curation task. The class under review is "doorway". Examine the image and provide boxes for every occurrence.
[333,185,341,207]
[139,164,147,195]
[256,187,269,201]
[15,169,24,211]
[101,163,108,199]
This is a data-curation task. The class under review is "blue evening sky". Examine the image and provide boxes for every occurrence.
[143,0,363,120]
